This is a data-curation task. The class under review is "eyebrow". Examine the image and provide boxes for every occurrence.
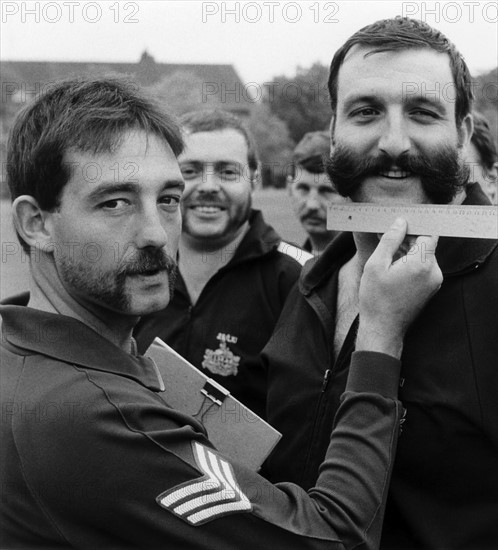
[342,95,383,111]
[87,180,185,201]
[404,95,447,113]
[343,93,447,113]
[180,160,244,168]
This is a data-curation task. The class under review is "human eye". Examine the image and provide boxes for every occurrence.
[320,186,335,198]
[219,164,242,181]
[98,198,131,212]
[295,183,310,195]
[410,109,440,122]
[159,195,181,212]
[180,164,200,180]
[350,107,380,120]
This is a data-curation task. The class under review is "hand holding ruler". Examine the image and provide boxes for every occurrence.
[327,204,498,239]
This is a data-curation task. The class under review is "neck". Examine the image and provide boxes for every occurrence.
[180,221,249,269]
[28,252,137,353]
[178,222,249,304]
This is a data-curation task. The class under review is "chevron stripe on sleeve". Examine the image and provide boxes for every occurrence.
[157,442,252,525]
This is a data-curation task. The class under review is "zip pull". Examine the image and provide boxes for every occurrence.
[321,369,331,392]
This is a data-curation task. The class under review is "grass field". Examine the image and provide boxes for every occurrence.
[0,190,306,300]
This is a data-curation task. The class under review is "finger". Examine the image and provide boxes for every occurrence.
[407,235,439,262]
[374,218,408,264]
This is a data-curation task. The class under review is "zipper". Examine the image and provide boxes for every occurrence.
[321,369,331,392]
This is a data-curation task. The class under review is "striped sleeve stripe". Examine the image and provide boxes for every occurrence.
[277,241,313,266]
[157,442,252,525]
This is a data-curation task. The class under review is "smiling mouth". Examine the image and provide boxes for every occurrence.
[190,205,225,213]
[379,169,412,179]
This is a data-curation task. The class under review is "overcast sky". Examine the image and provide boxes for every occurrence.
[2,1,497,83]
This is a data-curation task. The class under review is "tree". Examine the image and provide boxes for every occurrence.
[148,71,221,115]
[247,103,294,188]
[263,63,332,143]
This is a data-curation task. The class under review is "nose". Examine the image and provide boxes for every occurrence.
[197,170,221,193]
[378,111,411,159]
[134,207,169,250]
[305,191,321,211]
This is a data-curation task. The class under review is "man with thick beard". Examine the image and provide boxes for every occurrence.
[134,109,311,418]
[262,17,498,549]
[1,76,445,549]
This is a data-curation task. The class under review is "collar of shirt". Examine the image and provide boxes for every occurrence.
[0,296,164,391]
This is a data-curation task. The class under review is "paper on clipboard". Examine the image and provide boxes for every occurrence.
[146,338,281,471]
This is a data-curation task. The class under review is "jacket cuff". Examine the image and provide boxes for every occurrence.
[346,351,401,399]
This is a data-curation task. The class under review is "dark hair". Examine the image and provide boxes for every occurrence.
[471,111,498,170]
[179,109,259,174]
[289,155,328,179]
[328,16,474,125]
[7,76,184,215]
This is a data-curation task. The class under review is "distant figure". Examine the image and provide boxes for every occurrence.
[288,131,347,255]
[467,111,498,203]
[134,110,312,418]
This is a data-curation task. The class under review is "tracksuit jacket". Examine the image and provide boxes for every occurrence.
[134,209,311,418]
[262,183,498,549]
[1,294,403,549]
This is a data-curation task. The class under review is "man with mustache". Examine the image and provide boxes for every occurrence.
[262,16,498,549]
[288,131,347,255]
[1,76,444,549]
[134,109,311,418]
[466,110,498,204]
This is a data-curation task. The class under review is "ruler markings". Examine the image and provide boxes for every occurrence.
[327,204,498,239]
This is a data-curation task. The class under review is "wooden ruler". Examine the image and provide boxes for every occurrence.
[327,204,498,239]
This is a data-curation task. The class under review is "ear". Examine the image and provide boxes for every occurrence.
[329,116,336,147]
[459,113,474,149]
[12,195,56,251]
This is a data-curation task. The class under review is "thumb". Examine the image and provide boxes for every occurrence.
[374,218,408,265]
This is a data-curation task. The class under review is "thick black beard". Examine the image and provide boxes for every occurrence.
[326,143,470,204]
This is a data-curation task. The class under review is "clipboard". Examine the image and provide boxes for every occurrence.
[146,338,281,471]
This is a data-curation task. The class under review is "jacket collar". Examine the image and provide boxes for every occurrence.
[0,293,163,391]
[228,209,282,266]
[300,183,497,294]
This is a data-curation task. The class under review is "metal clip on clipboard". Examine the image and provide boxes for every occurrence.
[201,379,230,406]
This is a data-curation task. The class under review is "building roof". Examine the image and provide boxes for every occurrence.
[0,52,253,117]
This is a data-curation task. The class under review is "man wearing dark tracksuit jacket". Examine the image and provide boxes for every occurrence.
[134,109,311,419]
[263,17,498,550]
[1,76,442,549]
[134,208,309,418]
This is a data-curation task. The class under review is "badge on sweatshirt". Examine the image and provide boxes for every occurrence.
[157,442,252,525]
[202,333,240,377]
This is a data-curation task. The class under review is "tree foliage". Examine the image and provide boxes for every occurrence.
[247,103,294,188]
[263,62,332,143]
[148,70,221,115]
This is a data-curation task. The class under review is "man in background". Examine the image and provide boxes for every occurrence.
[263,16,498,549]
[135,109,311,418]
[466,111,497,203]
[287,131,347,255]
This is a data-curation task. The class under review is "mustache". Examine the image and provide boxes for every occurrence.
[120,248,177,276]
[326,144,470,204]
[183,191,227,208]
